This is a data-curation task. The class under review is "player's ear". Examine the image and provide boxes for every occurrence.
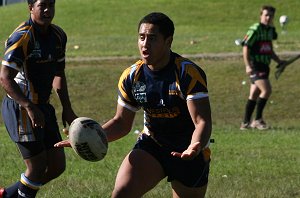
[166,36,173,48]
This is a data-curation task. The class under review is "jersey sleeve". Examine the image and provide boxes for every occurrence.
[178,60,208,100]
[242,23,260,47]
[272,27,278,40]
[2,23,30,71]
[117,64,140,112]
[51,24,67,72]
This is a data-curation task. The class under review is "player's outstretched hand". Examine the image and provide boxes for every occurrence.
[54,139,72,147]
[171,142,201,160]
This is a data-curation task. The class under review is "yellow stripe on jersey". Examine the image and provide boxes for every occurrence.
[5,26,32,57]
[118,67,132,102]
[118,60,143,103]
[185,64,207,95]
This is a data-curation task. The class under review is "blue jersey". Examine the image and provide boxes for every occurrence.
[118,52,208,150]
[2,18,66,104]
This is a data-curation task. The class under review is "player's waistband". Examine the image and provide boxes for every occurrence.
[6,94,50,105]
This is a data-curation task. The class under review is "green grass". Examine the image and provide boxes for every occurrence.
[1,58,299,198]
[0,0,300,57]
[0,0,300,197]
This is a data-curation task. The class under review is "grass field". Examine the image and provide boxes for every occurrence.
[0,0,300,197]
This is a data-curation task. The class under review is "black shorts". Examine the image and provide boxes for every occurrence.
[250,68,270,84]
[133,133,210,187]
[2,96,62,159]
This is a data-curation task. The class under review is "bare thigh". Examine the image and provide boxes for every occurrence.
[171,180,207,198]
[253,79,272,99]
[112,149,165,198]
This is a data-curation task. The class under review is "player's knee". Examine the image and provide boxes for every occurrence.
[47,161,66,180]
[112,188,130,198]
[112,186,143,198]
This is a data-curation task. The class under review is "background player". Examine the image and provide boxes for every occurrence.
[240,5,285,130]
[0,0,77,197]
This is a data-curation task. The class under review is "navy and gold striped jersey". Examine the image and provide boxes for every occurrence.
[118,52,209,150]
[1,18,66,104]
[242,23,277,68]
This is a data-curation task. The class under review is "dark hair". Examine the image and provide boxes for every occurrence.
[27,0,38,4]
[260,5,276,15]
[138,12,174,39]
[27,0,55,5]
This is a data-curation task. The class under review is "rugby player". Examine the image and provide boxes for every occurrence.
[240,5,285,130]
[0,0,77,197]
[56,12,212,198]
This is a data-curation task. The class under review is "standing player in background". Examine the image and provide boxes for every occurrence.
[0,0,77,197]
[240,5,285,130]
[56,12,212,198]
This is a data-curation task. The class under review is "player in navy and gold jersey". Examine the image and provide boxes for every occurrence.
[240,5,285,130]
[56,12,212,198]
[0,0,77,197]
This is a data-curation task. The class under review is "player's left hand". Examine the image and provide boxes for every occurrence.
[54,139,72,148]
[171,142,201,160]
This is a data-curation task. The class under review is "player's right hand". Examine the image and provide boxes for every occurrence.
[246,65,253,75]
[25,103,45,128]
[54,139,72,147]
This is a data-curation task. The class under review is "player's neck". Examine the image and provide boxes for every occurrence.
[147,51,171,71]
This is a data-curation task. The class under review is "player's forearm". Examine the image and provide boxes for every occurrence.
[53,72,73,109]
[102,117,132,142]
[0,76,33,109]
[242,46,252,67]
[191,119,212,150]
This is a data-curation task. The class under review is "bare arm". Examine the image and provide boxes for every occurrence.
[0,65,45,127]
[187,97,212,150]
[54,103,136,147]
[243,46,253,75]
[53,70,77,126]
[102,104,136,142]
[171,97,212,160]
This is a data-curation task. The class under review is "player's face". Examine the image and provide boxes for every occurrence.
[30,0,55,28]
[260,9,274,26]
[138,23,172,70]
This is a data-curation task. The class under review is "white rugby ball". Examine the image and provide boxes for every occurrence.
[69,117,108,162]
[279,15,288,25]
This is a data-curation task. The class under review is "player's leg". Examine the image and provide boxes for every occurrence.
[1,96,44,197]
[251,79,271,129]
[39,103,66,184]
[40,147,66,184]
[23,148,65,185]
[169,149,210,198]
[241,83,260,129]
[7,142,47,198]
[171,181,207,198]
[112,149,165,198]
[254,79,272,99]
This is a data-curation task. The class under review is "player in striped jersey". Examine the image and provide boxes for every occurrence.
[240,5,285,130]
[0,0,77,197]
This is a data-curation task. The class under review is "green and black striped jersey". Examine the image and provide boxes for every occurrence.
[242,23,277,67]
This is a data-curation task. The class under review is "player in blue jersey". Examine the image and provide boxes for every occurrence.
[240,5,285,130]
[0,0,77,197]
[56,12,212,198]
